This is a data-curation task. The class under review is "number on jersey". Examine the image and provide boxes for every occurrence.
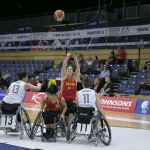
[12,85,20,94]
[83,94,89,103]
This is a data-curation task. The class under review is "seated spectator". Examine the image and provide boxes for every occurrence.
[99,65,110,85]
[30,76,46,92]
[0,70,10,87]
[99,76,113,96]
[94,63,104,74]
[86,57,93,69]
[82,62,89,74]
[142,58,150,70]
[77,53,82,63]
[107,51,116,64]
[105,61,111,72]
[92,78,103,93]
[77,73,84,91]
[135,73,150,94]
[117,47,125,64]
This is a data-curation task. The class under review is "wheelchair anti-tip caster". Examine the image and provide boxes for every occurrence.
[5,132,7,135]
[20,136,23,140]
[53,139,56,143]
[68,140,71,144]
[42,139,44,142]
[95,142,97,147]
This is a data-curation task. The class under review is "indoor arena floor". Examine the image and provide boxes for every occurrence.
[0,103,150,150]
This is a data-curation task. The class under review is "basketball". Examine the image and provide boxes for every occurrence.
[54,10,65,21]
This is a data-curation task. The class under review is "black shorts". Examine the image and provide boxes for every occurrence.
[42,111,58,124]
[1,101,21,122]
[65,101,76,116]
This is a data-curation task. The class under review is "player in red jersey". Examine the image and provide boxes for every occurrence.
[40,85,67,139]
[61,53,80,123]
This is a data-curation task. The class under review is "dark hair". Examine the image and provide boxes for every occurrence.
[17,71,28,80]
[46,85,58,95]
[82,77,91,88]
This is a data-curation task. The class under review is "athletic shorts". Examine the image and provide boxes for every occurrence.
[65,101,77,116]
[42,111,58,124]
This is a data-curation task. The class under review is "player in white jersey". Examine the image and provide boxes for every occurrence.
[75,77,107,121]
[2,71,42,105]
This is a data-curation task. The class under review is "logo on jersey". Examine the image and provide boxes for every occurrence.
[31,93,46,104]
[66,83,76,86]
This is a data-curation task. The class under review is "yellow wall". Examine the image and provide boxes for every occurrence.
[139,48,150,69]
[0,49,139,68]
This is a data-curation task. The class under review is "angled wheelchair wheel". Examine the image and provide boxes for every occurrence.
[96,116,111,145]
[66,116,77,143]
[30,112,44,139]
[21,108,32,138]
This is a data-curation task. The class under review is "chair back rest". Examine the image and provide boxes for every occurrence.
[76,107,94,135]
[0,104,20,128]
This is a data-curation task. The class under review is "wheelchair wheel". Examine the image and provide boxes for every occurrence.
[96,116,111,145]
[30,112,44,139]
[21,108,32,138]
[66,116,77,142]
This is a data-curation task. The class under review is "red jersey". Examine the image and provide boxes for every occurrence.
[44,95,62,113]
[61,76,77,102]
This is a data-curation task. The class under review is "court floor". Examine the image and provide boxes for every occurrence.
[0,103,150,150]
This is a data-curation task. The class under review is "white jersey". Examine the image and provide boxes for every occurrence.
[78,88,97,111]
[3,80,26,104]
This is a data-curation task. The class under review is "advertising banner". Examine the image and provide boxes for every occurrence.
[134,99,150,115]
[100,96,137,113]
[0,90,7,101]
[24,92,46,104]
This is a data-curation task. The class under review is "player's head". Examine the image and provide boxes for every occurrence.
[67,66,73,77]
[17,71,28,82]
[94,78,100,85]
[46,85,58,99]
[82,77,91,88]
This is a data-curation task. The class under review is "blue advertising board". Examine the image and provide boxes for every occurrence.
[0,90,7,101]
[134,99,150,115]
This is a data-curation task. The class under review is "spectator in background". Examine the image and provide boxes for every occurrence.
[77,53,82,63]
[117,47,125,64]
[105,61,111,72]
[30,76,46,92]
[86,57,93,69]
[135,73,150,94]
[107,51,116,64]
[142,58,150,70]
[77,73,84,91]
[0,70,10,87]
[92,78,103,93]
[94,63,104,74]
[82,62,89,74]
[99,65,110,85]
[99,76,113,96]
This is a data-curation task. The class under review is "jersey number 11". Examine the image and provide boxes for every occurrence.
[83,94,89,103]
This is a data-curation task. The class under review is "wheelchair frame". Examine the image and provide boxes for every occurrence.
[30,111,67,142]
[0,105,32,140]
[66,110,111,147]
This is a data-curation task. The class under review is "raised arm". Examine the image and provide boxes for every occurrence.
[24,82,42,91]
[74,55,80,82]
[61,53,71,81]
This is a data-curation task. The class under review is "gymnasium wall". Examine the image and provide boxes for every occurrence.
[140,48,150,69]
[0,49,140,69]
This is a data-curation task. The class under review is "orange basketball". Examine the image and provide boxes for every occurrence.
[54,10,65,21]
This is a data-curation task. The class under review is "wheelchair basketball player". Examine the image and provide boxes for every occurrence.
[40,85,67,140]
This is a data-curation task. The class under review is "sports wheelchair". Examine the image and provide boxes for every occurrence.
[66,107,111,146]
[0,103,32,139]
[30,111,67,142]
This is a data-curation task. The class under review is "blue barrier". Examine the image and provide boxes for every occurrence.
[134,99,150,115]
[0,90,7,101]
